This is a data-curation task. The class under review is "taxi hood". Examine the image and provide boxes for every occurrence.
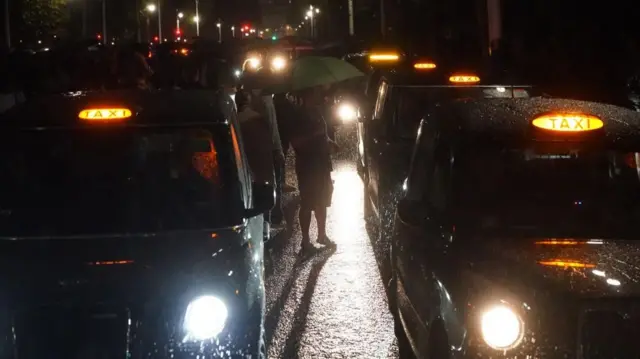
[464,237,640,298]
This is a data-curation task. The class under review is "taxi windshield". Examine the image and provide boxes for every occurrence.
[0,125,242,237]
[454,141,640,236]
[395,86,531,138]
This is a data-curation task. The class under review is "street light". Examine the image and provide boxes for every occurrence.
[231,26,235,38]
[305,6,319,38]
[216,22,221,43]
[177,11,184,33]
[146,3,161,41]
[194,0,200,36]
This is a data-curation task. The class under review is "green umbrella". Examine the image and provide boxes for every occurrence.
[267,56,364,93]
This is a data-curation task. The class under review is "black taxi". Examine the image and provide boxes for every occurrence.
[390,97,640,358]
[360,61,533,275]
[0,90,273,358]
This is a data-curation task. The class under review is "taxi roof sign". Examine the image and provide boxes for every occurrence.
[78,108,132,121]
[414,62,436,70]
[449,75,480,83]
[538,260,594,268]
[369,53,399,62]
[531,113,603,132]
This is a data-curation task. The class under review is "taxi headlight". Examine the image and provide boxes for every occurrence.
[246,57,261,70]
[183,295,228,341]
[480,305,524,350]
[337,102,357,122]
[271,56,287,71]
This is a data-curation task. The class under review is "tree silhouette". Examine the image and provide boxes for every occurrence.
[22,0,70,36]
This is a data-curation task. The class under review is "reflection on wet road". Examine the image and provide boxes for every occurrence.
[264,126,398,358]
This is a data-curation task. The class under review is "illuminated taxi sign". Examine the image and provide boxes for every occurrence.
[531,113,603,132]
[78,108,132,121]
[449,75,480,83]
[539,260,595,268]
[369,53,399,62]
[414,62,436,70]
[535,240,580,245]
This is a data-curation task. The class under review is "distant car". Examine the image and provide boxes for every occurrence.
[390,98,640,358]
[0,90,272,358]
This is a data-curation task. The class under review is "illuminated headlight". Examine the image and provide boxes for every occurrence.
[480,305,524,350]
[271,56,287,71]
[234,69,242,78]
[337,102,358,122]
[246,57,261,70]
[183,295,228,341]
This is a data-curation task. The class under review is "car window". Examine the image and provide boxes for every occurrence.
[423,143,451,212]
[0,125,243,236]
[394,87,531,138]
[231,124,250,207]
[454,141,640,234]
[373,81,389,120]
[405,122,437,201]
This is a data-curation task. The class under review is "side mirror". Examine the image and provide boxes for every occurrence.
[245,182,275,218]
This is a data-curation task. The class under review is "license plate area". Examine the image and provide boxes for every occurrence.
[14,305,130,359]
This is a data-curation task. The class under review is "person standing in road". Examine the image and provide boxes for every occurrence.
[273,93,298,193]
[291,86,338,254]
[243,71,287,229]
[235,89,275,240]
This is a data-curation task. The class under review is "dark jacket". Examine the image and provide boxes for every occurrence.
[238,108,275,184]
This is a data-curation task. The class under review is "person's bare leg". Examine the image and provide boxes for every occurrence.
[315,207,327,239]
[316,207,336,247]
[299,205,312,245]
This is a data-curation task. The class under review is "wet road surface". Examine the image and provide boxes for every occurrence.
[264,125,399,358]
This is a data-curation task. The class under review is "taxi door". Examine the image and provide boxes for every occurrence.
[366,80,389,215]
[395,132,455,357]
[357,71,384,180]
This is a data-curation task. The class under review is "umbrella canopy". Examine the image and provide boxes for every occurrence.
[260,56,362,94]
[287,56,364,91]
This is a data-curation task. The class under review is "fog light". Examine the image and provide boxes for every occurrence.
[183,295,228,341]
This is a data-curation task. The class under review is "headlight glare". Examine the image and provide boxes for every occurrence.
[337,103,357,122]
[183,295,228,341]
[271,56,286,71]
[480,305,524,350]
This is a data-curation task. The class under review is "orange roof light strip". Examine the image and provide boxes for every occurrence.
[539,260,595,268]
[535,240,581,245]
[532,113,603,132]
[87,260,134,266]
[78,108,132,121]
[414,62,437,70]
[369,53,399,62]
[449,75,480,83]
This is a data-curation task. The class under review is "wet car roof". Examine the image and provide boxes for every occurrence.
[0,90,227,128]
[441,98,640,144]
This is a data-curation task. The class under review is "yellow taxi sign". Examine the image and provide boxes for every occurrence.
[369,53,399,62]
[539,260,595,268]
[449,75,480,83]
[531,113,603,132]
[78,108,132,121]
[414,62,436,70]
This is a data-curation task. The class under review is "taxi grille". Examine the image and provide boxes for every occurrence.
[580,309,640,358]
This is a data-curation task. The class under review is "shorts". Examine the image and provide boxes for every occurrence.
[296,165,333,209]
